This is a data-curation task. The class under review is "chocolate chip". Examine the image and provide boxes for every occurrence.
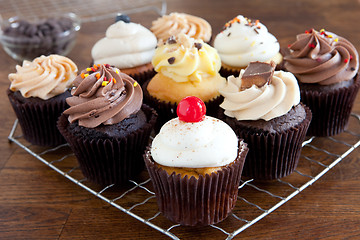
[194,42,202,50]
[115,14,130,23]
[168,57,175,64]
[167,36,177,44]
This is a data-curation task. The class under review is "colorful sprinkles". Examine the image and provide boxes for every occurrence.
[223,16,261,31]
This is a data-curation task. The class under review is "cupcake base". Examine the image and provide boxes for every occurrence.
[299,74,360,137]
[144,140,248,226]
[142,80,223,132]
[57,104,157,186]
[7,89,70,147]
[220,104,312,180]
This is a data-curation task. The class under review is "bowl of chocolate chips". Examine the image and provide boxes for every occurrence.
[0,12,81,62]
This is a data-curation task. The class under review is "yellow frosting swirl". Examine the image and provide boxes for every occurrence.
[8,55,78,100]
[152,33,221,83]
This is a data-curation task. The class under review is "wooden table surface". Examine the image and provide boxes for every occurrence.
[1,0,360,239]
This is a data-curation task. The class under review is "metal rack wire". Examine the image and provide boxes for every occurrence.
[7,114,360,239]
[0,0,167,23]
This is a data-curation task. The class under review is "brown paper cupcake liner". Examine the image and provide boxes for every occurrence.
[142,80,224,132]
[221,105,311,180]
[300,74,360,137]
[144,140,248,226]
[57,104,157,186]
[7,89,69,147]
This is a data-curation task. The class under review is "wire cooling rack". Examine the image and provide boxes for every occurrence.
[0,0,167,23]
[7,114,360,239]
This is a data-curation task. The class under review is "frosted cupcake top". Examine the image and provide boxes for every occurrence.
[91,21,157,69]
[8,54,78,100]
[220,62,300,121]
[214,15,281,68]
[151,116,238,168]
[64,64,142,128]
[284,28,359,85]
[152,33,222,83]
[151,12,212,43]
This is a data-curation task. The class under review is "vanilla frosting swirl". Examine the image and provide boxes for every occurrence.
[151,116,238,168]
[91,21,157,69]
[64,65,142,128]
[284,29,359,85]
[220,70,300,121]
[152,33,222,83]
[214,15,281,67]
[151,12,212,42]
[8,55,78,100]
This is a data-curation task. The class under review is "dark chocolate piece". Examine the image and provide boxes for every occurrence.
[241,61,276,90]
[115,14,130,23]
[194,42,202,50]
[167,36,177,44]
[168,57,175,64]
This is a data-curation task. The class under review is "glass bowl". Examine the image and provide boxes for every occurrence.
[0,12,81,62]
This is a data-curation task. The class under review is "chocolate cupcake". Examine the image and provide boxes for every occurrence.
[144,96,248,226]
[219,62,311,180]
[7,54,78,146]
[57,64,157,186]
[282,28,359,136]
[150,12,212,43]
[214,15,283,78]
[91,18,157,85]
[143,33,226,132]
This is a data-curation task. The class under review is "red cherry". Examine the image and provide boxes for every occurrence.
[177,96,206,122]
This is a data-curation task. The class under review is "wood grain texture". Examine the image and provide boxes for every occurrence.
[1,0,360,239]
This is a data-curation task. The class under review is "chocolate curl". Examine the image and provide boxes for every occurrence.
[240,61,276,90]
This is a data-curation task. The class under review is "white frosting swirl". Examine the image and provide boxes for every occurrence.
[214,15,280,67]
[151,116,238,168]
[91,21,157,68]
[220,70,300,121]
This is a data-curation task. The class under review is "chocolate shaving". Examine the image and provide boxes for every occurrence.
[351,67,355,71]
[254,28,259,34]
[168,57,175,64]
[227,32,231,37]
[240,61,276,90]
[194,42,202,50]
[167,36,177,44]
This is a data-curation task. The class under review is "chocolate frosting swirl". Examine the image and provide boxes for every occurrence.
[64,64,142,128]
[284,29,359,85]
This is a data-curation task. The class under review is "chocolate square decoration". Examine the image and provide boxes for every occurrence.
[241,61,276,90]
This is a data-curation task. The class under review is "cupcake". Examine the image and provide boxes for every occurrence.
[7,54,78,147]
[214,15,283,78]
[282,28,359,136]
[143,33,226,131]
[144,96,248,226]
[150,12,212,43]
[218,61,311,180]
[57,64,157,186]
[91,17,157,85]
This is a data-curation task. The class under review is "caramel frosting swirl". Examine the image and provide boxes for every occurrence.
[8,55,78,100]
[64,64,142,128]
[151,12,212,42]
[220,70,300,121]
[284,29,359,85]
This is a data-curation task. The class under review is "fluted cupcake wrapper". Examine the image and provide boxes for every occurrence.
[300,74,360,137]
[125,68,156,86]
[223,105,312,180]
[7,89,69,147]
[57,104,157,186]
[144,141,248,226]
[142,80,224,133]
